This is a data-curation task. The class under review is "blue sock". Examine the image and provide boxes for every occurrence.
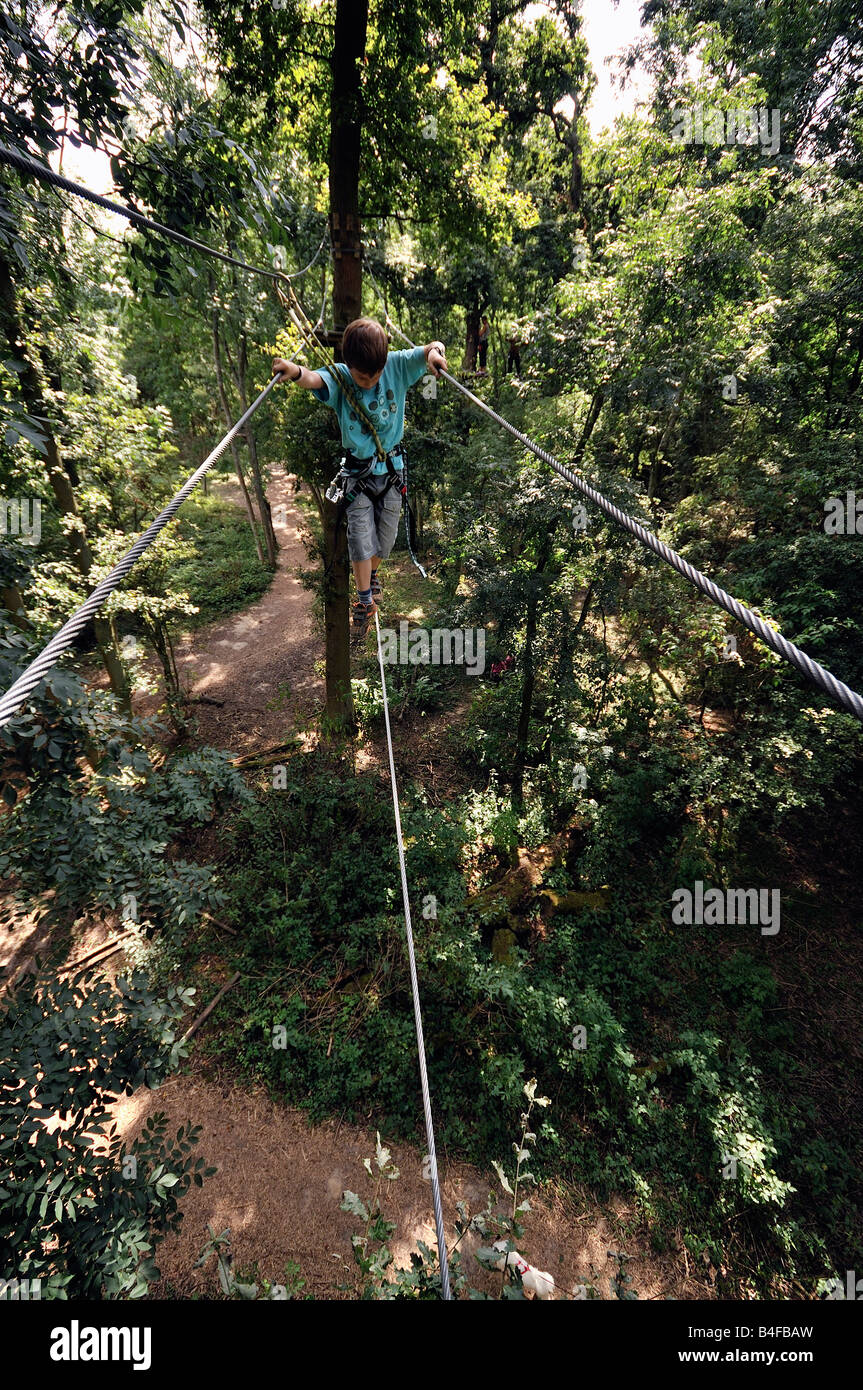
[358,586,373,606]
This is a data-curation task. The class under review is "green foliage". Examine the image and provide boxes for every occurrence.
[0,964,213,1299]
[194,1224,307,1300]
[208,740,861,1295]
[338,1082,556,1300]
[0,619,251,939]
[2,0,861,1310]
[172,495,272,624]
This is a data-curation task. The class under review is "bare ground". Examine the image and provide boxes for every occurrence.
[138,467,325,756]
[116,1075,706,1302]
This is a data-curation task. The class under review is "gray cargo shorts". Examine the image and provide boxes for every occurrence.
[346,471,404,563]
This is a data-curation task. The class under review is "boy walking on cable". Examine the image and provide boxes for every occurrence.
[273,318,447,637]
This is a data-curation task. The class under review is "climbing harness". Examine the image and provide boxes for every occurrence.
[326,363,427,579]
[373,610,451,1299]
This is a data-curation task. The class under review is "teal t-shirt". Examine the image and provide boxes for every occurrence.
[312,346,427,474]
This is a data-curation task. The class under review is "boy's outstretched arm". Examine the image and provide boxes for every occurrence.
[424,341,448,376]
[272,357,325,390]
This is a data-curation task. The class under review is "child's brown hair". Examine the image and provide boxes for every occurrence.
[342,317,389,374]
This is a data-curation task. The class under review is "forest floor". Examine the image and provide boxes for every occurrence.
[99,465,705,1301]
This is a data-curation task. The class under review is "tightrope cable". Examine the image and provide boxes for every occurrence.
[285,231,329,282]
[373,611,452,1300]
[0,375,282,729]
[366,278,863,726]
[0,142,325,287]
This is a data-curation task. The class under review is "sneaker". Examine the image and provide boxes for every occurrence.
[351,598,378,639]
[370,571,383,602]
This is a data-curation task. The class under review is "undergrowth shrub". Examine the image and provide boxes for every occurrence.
[0,967,213,1298]
[211,748,861,1295]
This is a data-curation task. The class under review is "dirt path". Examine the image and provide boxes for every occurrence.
[139,467,324,756]
[116,1074,702,1301]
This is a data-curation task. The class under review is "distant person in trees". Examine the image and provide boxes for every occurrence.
[507,330,521,375]
[273,320,447,638]
[477,315,490,373]
[490,653,514,682]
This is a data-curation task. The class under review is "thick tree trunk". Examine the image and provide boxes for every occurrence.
[322,498,354,733]
[328,0,366,333]
[322,0,368,731]
[0,238,129,705]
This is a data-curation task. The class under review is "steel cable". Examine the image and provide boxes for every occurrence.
[0,375,282,728]
[364,277,863,726]
[373,611,452,1300]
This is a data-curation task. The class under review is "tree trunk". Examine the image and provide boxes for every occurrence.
[512,537,552,811]
[328,0,367,332]
[236,331,277,567]
[566,101,584,218]
[144,615,186,732]
[648,367,689,502]
[1,583,28,626]
[211,313,265,565]
[0,237,129,706]
[480,0,513,107]
[465,302,480,371]
[321,0,368,731]
[574,387,604,467]
[322,497,355,733]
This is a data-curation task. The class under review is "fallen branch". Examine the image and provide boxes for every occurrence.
[232,740,299,769]
[181,971,241,1045]
[59,934,130,975]
[201,911,237,936]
